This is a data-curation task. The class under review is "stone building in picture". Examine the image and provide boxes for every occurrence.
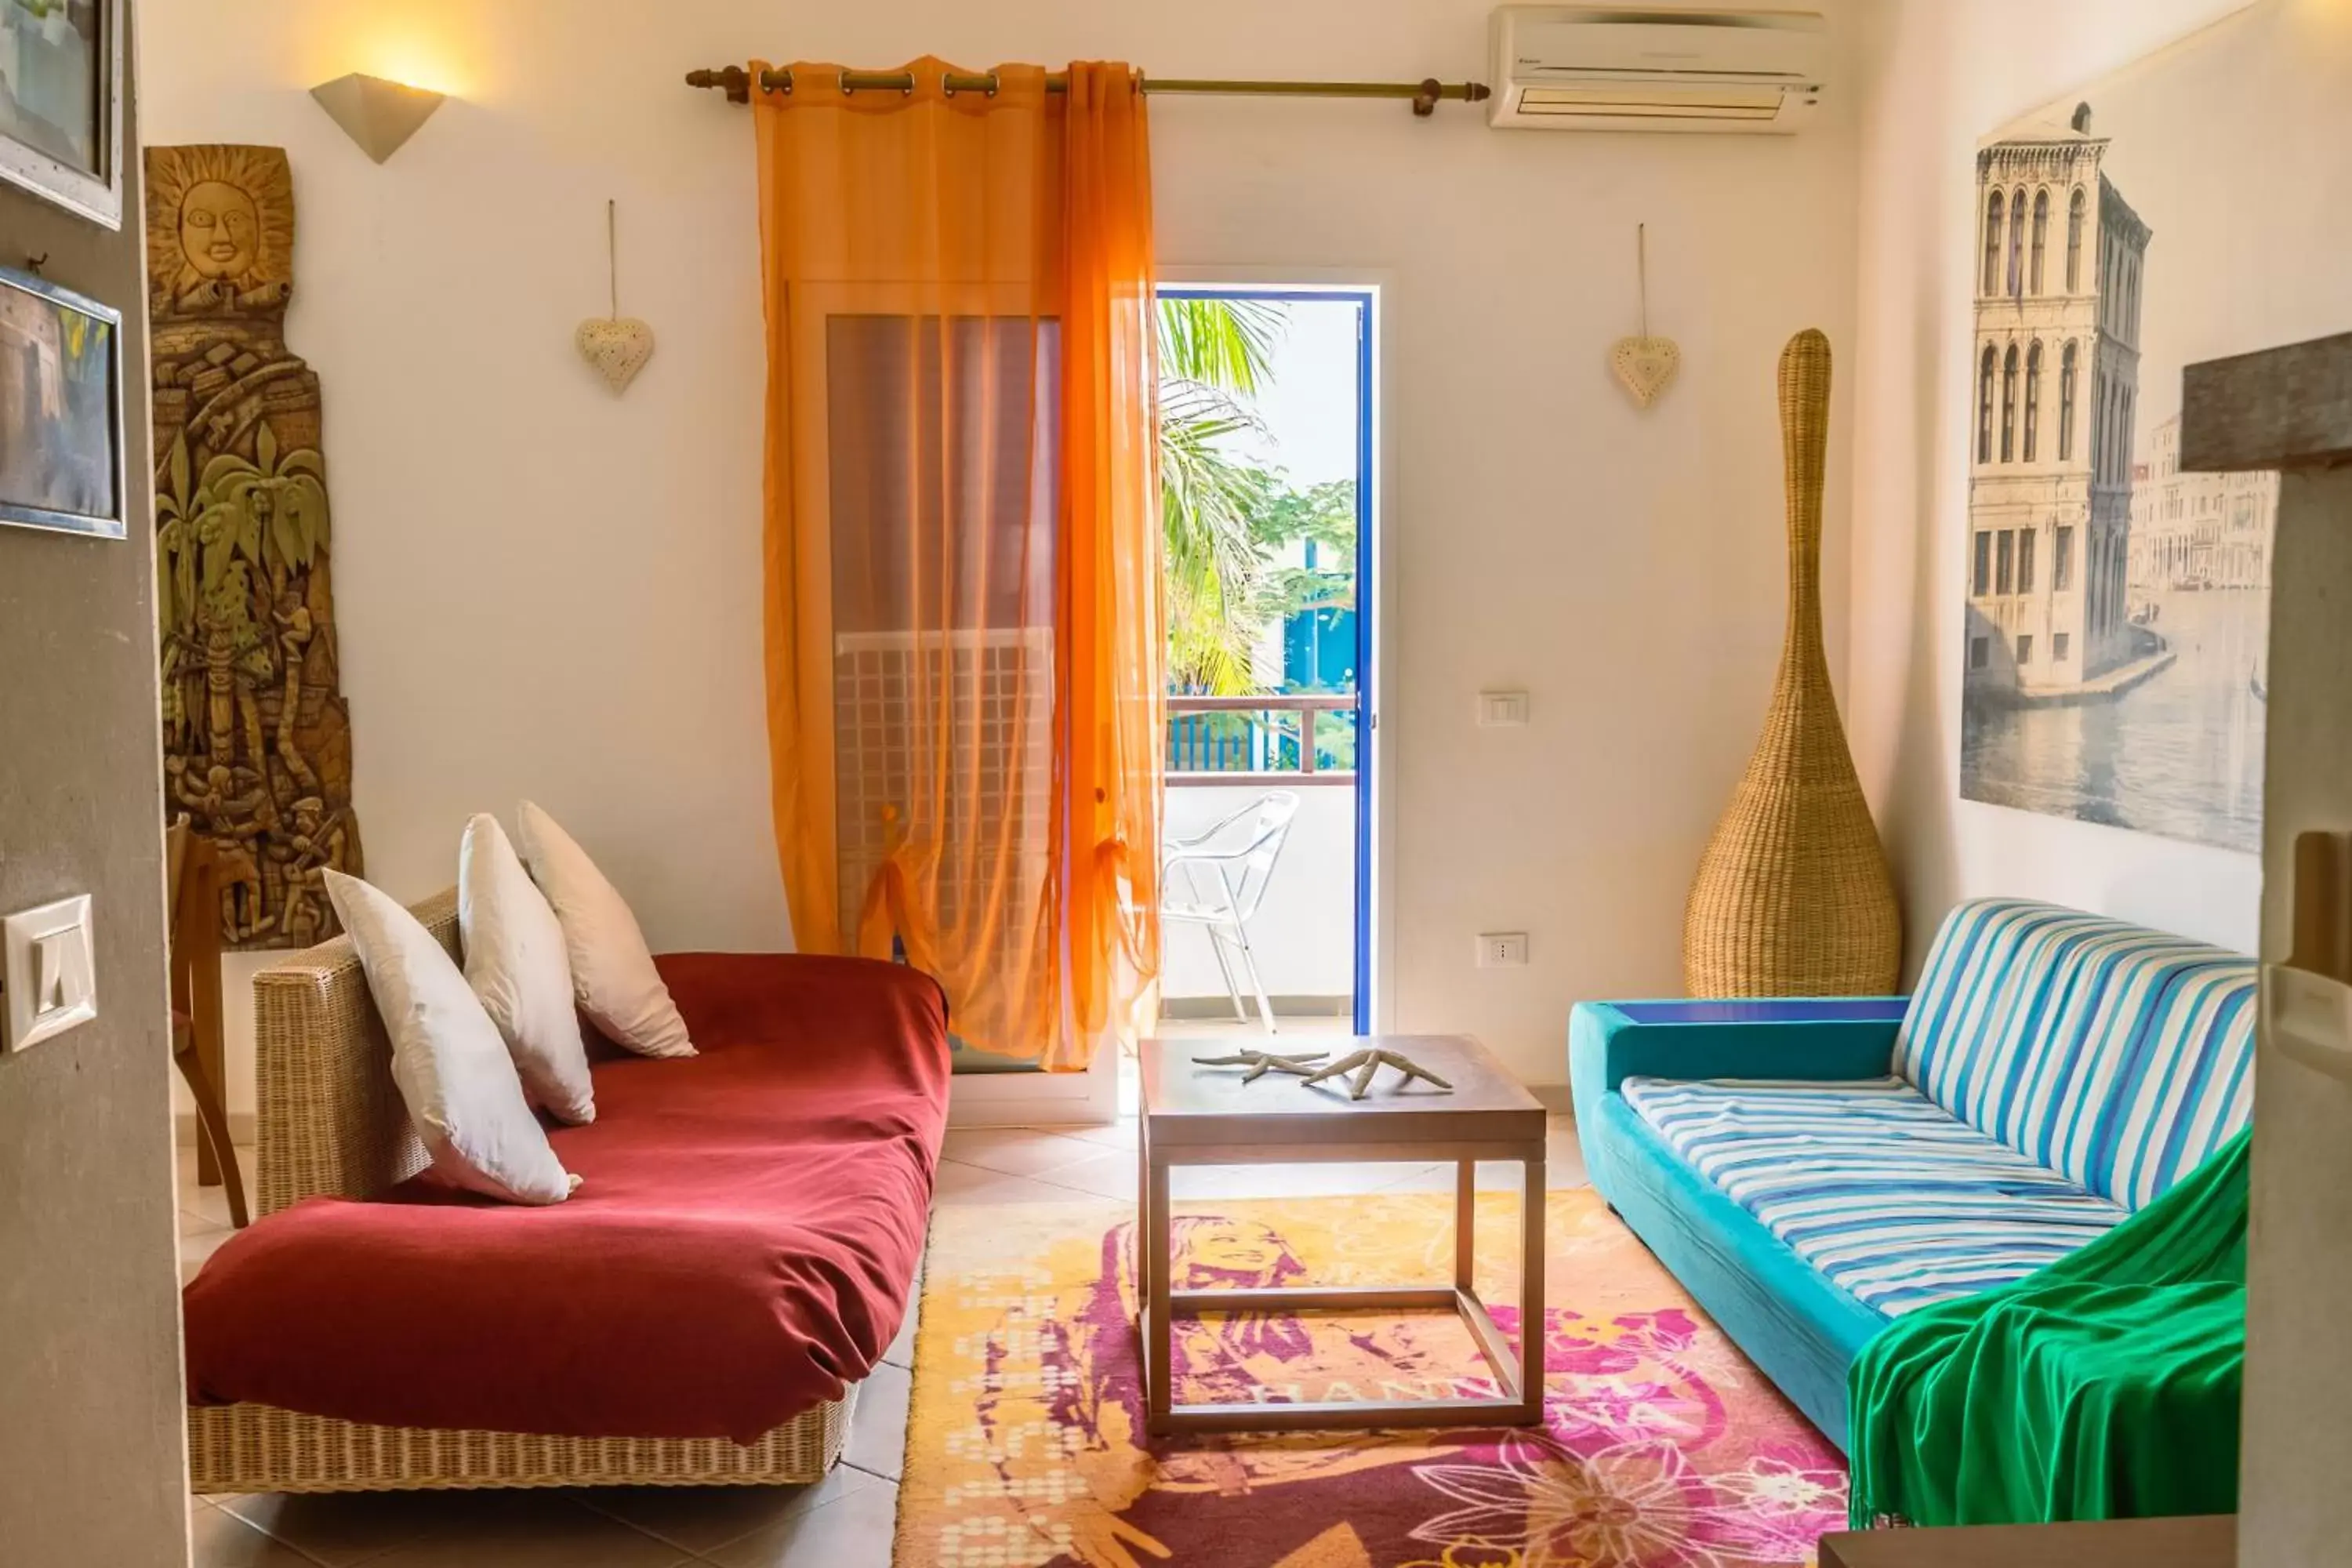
[1964,105,2154,702]
[2129,413,2278,593]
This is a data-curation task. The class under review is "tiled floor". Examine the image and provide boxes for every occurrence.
[178,1033,1584,1566]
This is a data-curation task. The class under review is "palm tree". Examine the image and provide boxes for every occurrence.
[1157,296,1286,695]
[1160,295,1281,396]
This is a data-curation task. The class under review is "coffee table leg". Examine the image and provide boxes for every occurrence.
[1135,1117,1149,1309]
[1146,1152,1174,1434]
[1520,1149,1546,1421]
[1454,1159,1476,1292]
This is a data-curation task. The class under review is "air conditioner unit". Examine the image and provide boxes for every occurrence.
[1489,6,1828,133]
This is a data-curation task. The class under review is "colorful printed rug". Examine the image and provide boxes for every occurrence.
[895,1189,1846,1568]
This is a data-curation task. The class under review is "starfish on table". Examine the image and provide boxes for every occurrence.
[1191,1048,1331,1083]
[1301,1047,1455,1101]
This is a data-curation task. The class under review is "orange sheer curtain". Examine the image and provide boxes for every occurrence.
[753,59,1160,1066]
[1055,64,1164,1049]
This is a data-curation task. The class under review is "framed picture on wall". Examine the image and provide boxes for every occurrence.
[0,0,125,227]
[0,263,124,539]
[1954,5,2325,855]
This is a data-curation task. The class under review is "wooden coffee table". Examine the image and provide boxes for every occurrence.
[1136,1033,1548,1436]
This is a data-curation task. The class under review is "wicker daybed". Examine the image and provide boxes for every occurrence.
[185,891,946,1493]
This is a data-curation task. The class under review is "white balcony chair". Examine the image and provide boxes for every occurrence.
[1161,789,1301,1034]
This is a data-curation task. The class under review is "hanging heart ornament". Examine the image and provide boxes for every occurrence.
[576,316,655,393]
[1610,335,1680,408]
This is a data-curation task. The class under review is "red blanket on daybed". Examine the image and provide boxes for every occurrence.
[183,953,950,1445]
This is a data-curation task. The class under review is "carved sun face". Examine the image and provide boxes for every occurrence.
[180,180,261,281]
[144,144,296,303]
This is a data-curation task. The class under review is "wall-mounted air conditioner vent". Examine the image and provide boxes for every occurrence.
[1490,6,1828,134]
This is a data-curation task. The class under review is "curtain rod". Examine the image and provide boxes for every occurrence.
[685,66,1490,118]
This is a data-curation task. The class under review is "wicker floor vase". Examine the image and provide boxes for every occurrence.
[1682,329,1900,996]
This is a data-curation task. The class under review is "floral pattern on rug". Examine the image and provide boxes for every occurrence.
[898,1189,1844,1568]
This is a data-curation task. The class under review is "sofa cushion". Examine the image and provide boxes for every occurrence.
[516,800,697,1059]
[322,869,579,1207]
[459,813,596,1126]
[1892,899,2256,1210]
[1624,1075,2128,1318]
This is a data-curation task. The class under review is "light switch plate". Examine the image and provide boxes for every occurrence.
[4,895,96,1052]
[1478,690,1530,727]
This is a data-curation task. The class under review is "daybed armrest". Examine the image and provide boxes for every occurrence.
[1569,997,1907,1128]
[252,891,452,1215]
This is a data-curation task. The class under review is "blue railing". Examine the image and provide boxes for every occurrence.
[1166,693,1357,785]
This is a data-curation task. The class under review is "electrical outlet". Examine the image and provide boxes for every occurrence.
[1478,690,1530,727]
[1477,931,1530,968]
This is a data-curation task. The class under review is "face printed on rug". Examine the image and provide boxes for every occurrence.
[1178,1218,1293,1282]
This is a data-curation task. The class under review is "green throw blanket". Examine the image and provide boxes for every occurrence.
[1847,1128,2250,1528]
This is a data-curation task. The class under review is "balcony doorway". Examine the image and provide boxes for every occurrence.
[1156,285,1375,1037]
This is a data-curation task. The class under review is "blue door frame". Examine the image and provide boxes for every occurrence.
[1156,285,1376,1033]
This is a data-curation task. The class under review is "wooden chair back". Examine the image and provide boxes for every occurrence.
[168,815,223,1033]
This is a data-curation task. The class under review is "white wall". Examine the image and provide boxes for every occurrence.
[1842,0,2281,966]
[145,0,1864,1091]
[1847,11,2352,1555]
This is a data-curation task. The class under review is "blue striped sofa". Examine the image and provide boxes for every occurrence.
[1569,899,2256,1451]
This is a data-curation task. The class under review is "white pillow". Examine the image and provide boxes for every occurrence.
[459,814,596,1125]
[322,870,578,1206]
[514,800,695,1058]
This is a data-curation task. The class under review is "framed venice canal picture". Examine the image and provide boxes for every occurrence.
[1958,5,2347,855]
[0,262,124,538]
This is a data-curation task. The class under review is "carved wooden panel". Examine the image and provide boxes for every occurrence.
[147,145,359,948]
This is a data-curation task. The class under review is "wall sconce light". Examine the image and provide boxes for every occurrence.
[310,74,447,164]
